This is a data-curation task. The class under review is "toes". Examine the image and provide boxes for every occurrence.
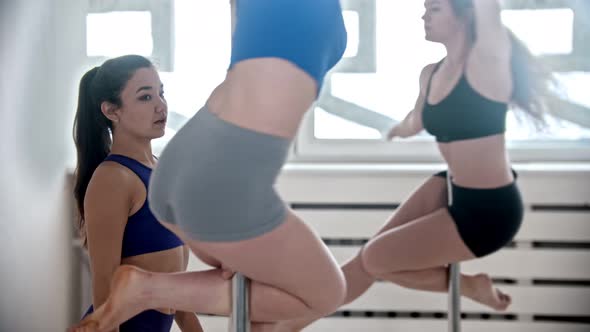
[68,321,98,332]
[495,289,512,311]
[497,290,511,303]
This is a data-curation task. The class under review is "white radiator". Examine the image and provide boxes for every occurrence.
[75,163,589,332]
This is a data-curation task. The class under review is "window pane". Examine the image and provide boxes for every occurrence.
[314,107,380,139]
[501,9,574,56]
[507,72,590,141]
[312,2,588,143]
[151,1,231,152]
[86,12,153,57]
[342,11,359,58]
[83,1,589,159]
[314,0,445,140]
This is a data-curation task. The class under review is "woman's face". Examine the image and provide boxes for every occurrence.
[422,0,466,43]
[109,67,168,140]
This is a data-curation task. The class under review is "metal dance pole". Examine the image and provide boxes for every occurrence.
[447,172,461,332]
[448,263,461,332]
[229,273,251,332]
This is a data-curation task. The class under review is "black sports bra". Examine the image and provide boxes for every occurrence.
[422,60,509,143]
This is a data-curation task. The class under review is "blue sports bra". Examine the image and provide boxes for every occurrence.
[104,154,183,258]
[230,0,347,95]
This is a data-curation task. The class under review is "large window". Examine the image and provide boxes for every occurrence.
[84,0,231,154]
[85,0,590,161]
[299,0,590,161]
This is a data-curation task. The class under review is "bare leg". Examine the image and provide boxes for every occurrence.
[69,210,346,332]
[341,176,451,304]
[275,176,451,331]
[379,267,511,311]
[362,209,511,311]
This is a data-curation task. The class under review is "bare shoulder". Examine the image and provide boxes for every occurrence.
[421,63,438,78]
[418,63,439,93]
[84,161,136,214]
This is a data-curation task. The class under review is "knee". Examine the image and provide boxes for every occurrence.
[251,284,307,319]
[250,275,346,321]
[360,244,392,278]
[311,270,347,315]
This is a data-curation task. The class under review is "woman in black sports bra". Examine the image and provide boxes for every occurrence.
[281,2,557,329]
[356,0,553,313]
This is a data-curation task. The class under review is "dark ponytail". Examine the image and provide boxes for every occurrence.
[508,31,556,129]
[72,55,153,246]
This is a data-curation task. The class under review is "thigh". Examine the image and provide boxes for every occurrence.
[160,209,345,311]
[374,174,448,236]
[362,208,476,276]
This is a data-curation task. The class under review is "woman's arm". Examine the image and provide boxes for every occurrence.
[468,0,512,102]
[84,163,134,332]
[387,63,436,139]
[175,311,204,332]
[471,0,510,57]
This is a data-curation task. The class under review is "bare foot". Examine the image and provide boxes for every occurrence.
[466,274,511,311]
[68,265,152,332]
[251,322,280,332]
[270,320,306,332]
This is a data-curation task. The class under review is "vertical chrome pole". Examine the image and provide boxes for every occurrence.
[229,273,250,332]
[447,172,461,332]
[449,263,461,332]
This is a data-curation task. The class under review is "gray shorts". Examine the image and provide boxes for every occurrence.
[148,106,291,242]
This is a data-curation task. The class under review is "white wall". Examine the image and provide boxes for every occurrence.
[0,1,81,330]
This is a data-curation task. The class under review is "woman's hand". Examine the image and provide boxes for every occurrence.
[386,125,403,140]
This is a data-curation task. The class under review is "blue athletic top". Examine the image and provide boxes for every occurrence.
[104,154,183,258]
[83,154,181,330]
[230,0,347,95]
[422,60,509,143]
[83,306,174,332]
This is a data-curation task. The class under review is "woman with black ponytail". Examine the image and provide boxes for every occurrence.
[73,55,203,332]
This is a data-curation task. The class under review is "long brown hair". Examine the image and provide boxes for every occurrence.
[72,55,153,246]
[451,0,556,128]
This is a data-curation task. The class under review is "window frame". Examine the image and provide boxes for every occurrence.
[86,0,174,71]
[293,0,590,163]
